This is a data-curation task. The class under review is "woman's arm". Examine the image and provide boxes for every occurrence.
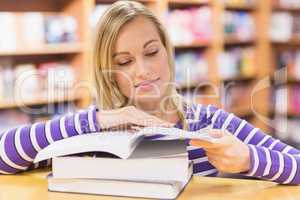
[0,105,100,174]
[0,104,174,175]
[204,104,300,185]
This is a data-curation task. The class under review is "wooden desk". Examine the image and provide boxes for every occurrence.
[1,168,300,200]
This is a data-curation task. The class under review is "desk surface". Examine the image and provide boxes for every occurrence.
[1,168,300,200]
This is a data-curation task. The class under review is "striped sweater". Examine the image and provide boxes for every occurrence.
[0,104,300,185]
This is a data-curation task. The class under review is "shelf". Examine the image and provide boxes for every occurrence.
[288,77,300,84]
[222,75,257,82]
[287,110,300,118]
[0,43,83,56]
[273,110,300,118]
[272,5,300,12]
[224,37,255,46]
[0,0,73,12]
[174,42,210,49]
[168,0,210,5]
[176,82,210,91]
[270,75,300,85]
[0,95,80,110]
[225,4,256,11]
[96,0,156,4]
[229,106,253,117]
[272,37,300,46]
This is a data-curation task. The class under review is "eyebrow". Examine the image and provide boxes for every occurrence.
[113,39,158,58]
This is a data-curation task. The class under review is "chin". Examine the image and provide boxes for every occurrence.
[135,95,161,102]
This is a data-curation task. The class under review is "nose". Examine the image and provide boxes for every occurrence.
[135,57,150,78]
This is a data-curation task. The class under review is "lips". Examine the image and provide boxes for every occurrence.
[135,77,159,87]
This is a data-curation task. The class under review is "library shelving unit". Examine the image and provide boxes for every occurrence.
[0,0,92,116]
[268,0,300,139]
[1,0,289,134]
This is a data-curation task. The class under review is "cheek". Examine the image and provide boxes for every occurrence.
[157,52,171,82]
[114,71,134,97]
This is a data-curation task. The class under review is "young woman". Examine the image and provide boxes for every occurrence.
[1,1,300,185]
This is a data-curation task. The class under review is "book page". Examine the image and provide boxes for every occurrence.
[137,126,215,142]
[129,140,187,159]
[34,131,145,163]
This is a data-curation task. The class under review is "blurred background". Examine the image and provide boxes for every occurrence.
[0,0,298,147]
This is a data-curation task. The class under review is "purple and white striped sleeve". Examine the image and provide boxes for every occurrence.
[206,104,300,185]
[0,105,101,174]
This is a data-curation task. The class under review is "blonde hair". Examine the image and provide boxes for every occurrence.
[92,0,190,130]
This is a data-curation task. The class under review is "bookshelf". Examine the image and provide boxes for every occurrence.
[268,0,300,144]
[0,43,83,56]
[0,0,92,126]
[0,95,80,110]
[2,0,298,136]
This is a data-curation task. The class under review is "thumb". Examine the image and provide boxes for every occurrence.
[209,129,225,138]
[189,139,215,149]
[189,129,227,149]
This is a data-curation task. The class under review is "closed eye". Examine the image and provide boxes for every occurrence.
[146,50,158,56]
[118,60,131,66]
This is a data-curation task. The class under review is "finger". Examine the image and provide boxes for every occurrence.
[189,139,217,149]
[206,154,219,167]
[206,151,221,158]
[136,118,174,127]
[146,116,175,127]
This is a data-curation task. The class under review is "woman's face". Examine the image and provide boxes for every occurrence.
[112,16,171,108]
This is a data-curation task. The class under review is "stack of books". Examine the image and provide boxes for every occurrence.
[35,126,213,199]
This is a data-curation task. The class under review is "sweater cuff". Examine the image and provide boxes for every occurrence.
[239,144,268,177]
[88,105,102,132]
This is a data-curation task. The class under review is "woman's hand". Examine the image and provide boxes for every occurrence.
[190,129,251,174]
[97,105,175,130]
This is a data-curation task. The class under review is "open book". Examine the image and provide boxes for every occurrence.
[34,125,214,163]
[34,126,213,182]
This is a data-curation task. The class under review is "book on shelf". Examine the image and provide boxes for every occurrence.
[0,12,78,51]
[45,15,78,43]
[274,0,300,9]
[270,12,293,42]
[272,85,300,115]
[166,7,213,45]
[223,11,256,41]
[274,86,288,114]
[0,60,14,100]
[289,85,300,114]
[274,117,300,146]
[14,63,40,101]
[175,51,208,87]
[270,12,300,42]
[224,83,252,115]
[38,62,75,91]
[224,0,256,7]
[20,12,45,47]
[276,50,300,80]
[90,4,111,28]
[0,13,17,51]
[34,126,214,199]
[0,109,31,131]
[218,47,256,80]
[0,60,75,104]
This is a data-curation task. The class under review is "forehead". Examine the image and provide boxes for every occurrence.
[114,16,161,51]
